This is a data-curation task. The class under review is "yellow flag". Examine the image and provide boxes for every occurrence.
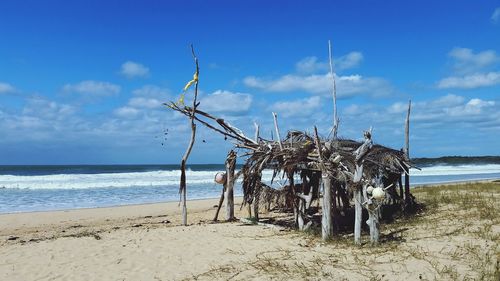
[183,72,199,92]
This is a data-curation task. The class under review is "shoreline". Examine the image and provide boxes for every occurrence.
[0,197,245,237]
[1,179,497,231]
[0,195,242,216]
[1,178,499,215]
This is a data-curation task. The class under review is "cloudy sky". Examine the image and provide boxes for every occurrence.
[1,1,499,164]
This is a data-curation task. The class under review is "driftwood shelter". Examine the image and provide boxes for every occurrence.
[167,44,416,245]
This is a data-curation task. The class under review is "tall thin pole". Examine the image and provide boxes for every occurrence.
[179,45,200,226]
[404,100,411,205]
[328,40,338,139]
[272,112,283,150]
[405,100,411,158]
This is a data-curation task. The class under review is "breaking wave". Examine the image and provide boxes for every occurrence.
[0,169,276,190]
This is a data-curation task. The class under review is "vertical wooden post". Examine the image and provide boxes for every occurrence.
[353,130,373,245]
[180,163,189,225]
[353,164,364,245]
[398,174,404,201]
[253,172,262,221]
[368,208,380,245]
[321,174,334,240]
[404,100,411,205]
[312,126,334,240]
[363,183,380,245]
[179,45,200,226]
[254,122,260,143]
[213,186,225,221]
[328,40,339,139]
[224,150,236,221]
[272,112,283,150]
[253,183,260,221]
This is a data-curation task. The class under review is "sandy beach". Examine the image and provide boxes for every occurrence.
[1,181,499,281]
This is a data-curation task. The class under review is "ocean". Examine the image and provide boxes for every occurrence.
[1,163,500,213]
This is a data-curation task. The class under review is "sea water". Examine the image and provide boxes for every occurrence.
[0,164,499,213]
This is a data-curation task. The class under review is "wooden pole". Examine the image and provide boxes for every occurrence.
[405,100,411,158]
[362,183,380,245]
[353,164,364,245]
[404,100,411,205]
[272,112,283,150]
[224,150,236,221]
[321,175,334,240]
[253,183,261,221]
[254,122,260,143]
[179,45,200,226]
[368,208,380,245]
[313,126,334,240]
[353,130,373,245]
[328,40,339,139]
[399,174,404,201]
[213,186,225,221]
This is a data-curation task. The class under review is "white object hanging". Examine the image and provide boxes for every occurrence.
[214,172,226,184]
[372,187,385,200]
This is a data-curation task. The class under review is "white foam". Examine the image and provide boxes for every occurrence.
[0,169,276,190]
[2,164,499,190]
[411,164,500,176]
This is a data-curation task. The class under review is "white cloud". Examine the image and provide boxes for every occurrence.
[0,96,83,142]
[448,47,499,74]
[343,104,365,115]
[448,98,495,116]
[22,96,77,120]
[128,97,162,109]
[0,82,15,94]
[63,80,121,96]
[110,85,172,122]
[407,96,496,121]
[492,7,500,23]
[244,73,392,97]
[295,52,363,74]
[132,85,170,98]
[114,106,140,118]
[270,96,321,118]
[437,72,500,89]
[295,57,328,74]
[199,90,252,115]
[387,102,408,114]
[120,61,150,78]
[336,51,364,71]
[339,94,500,150]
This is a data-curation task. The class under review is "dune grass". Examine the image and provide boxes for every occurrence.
[191,181,500,280]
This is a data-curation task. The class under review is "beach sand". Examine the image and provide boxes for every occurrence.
[1,181,499,280]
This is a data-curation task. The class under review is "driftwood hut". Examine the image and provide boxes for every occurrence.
[167,45,416,245]
[168,102,416,245]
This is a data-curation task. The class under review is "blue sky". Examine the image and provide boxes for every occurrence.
[1,1,499,164]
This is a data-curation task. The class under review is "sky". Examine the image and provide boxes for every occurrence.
[1,0,499,164]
